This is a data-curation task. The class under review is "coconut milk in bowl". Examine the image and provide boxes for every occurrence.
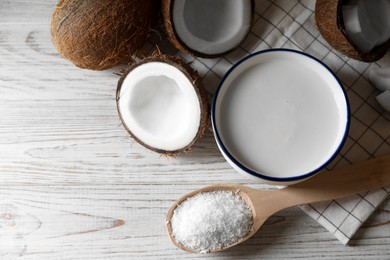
[212,49,349,185]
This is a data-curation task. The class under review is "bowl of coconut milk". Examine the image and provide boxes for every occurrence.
[212,49,349,185]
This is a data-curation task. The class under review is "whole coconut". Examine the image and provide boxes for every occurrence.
[51,0,159,70]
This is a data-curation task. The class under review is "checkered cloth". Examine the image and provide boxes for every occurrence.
[141,0,390,244]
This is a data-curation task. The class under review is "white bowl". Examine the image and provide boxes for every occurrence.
[212,49,350,185]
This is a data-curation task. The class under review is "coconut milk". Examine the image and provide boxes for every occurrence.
[216,58,346,178]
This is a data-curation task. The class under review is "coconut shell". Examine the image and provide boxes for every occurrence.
[162,0,255,58]
[51,0,159,70]
[116,54,209,155]
[315,0,389,62]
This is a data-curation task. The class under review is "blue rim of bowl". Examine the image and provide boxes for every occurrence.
[211,48,351,183]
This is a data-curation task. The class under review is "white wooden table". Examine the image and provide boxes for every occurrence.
[1,1,389,259]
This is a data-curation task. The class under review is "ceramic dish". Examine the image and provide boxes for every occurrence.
[212,49,350,185]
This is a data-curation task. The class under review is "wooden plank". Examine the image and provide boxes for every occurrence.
[0,185,389,259]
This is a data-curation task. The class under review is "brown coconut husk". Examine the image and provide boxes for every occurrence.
[162,0,255,58]
[51,0,159,70]
[315,0,389,62]
[116,54,209,155]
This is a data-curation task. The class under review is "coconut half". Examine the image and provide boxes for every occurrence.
[116,55,209,155]
[162,0,254,58]
[315,0,390,62]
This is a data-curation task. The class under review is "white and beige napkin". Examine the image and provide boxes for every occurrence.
[307,65,390,245]
[198,0,390,244]
[301,187,390,244]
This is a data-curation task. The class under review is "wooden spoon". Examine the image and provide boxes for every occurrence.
[166,155,390,253]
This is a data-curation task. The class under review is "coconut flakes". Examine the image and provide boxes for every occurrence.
[170,190,253,253]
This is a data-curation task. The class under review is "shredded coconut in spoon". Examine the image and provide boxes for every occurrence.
[170,190,253,253]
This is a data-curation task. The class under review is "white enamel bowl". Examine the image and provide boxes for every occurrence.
[211,49,350,185]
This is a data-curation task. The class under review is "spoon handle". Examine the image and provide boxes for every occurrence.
[277,155,390,208]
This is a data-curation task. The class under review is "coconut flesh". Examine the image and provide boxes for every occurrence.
[342,0,390,54]
[116,57,208,154]
[315,0,390,61]
[164,0,253,57]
